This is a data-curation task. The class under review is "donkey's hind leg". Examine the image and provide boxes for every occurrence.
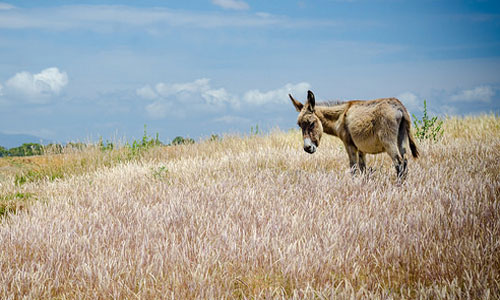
[386,145,407,180]
[358,151,367,173]
[397,114,409,178]
[344,142,360,175]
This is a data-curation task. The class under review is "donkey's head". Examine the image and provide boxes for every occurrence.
[289,90,323,154]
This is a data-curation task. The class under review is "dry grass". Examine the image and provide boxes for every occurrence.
[0,114,499,299]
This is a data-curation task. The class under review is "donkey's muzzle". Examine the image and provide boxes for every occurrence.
[303,138,317,154]
[304,146,316,154]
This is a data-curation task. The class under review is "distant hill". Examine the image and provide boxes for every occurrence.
[0,132,48,149]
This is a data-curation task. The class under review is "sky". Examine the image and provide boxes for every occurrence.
[0,0,499,144]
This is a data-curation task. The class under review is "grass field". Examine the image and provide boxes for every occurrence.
[0,115,499,299]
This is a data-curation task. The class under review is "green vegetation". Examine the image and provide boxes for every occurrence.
[125,125,163,158]
[0,125,201,159]
[14,169,64,187]
[250,124,260,135]
[171,136,195,145]
[98,137,114,151]
[0,125,207,191]
[151,165,169,181]
[209,134,221,142]
[412,100,444,141]
[1,143,44,157]
[0,192,34,218]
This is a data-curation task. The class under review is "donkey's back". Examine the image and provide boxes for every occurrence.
[343,98,414,155]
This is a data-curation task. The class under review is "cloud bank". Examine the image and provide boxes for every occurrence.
[450,86,494,103]
[0,4,332,31]
[137,78,237,119]
[136,79,310,119]
[243,82,311,105]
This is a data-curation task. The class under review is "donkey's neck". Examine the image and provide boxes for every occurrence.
[315,104,349,136]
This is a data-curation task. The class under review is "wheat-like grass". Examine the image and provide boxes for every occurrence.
[0,115,499,299]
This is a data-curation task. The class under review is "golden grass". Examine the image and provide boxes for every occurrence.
[0,114,499,299]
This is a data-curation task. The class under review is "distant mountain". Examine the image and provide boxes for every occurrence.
[0,132,48,149]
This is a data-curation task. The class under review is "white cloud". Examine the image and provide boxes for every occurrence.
[243,82,311,105]
[0,2,14,10]
[136,85,158,100]
[450,86,494,103]
[145,101,173,119]
[155,78,211,98]
[137,78,237,119]
[137,79,312,119]
[439,104,459,116]
[4,67,68,102]
[212,0,249,10]
[0,5,333,31]
[398,92,418,105]
[256,12,272,18]
[397,91,421,112]
[202,88,234,105]
[214,115,250,124]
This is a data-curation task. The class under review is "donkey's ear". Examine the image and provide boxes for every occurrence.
[289,94,303,112]
[306,90,316,112]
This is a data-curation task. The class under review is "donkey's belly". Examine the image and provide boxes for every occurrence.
[352,136,384,154]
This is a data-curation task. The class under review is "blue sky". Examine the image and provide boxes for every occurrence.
[0,0,499,144]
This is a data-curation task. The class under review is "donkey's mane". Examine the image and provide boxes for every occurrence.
[316,100,346,107]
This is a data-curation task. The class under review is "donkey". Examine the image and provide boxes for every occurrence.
[289,90,419,178]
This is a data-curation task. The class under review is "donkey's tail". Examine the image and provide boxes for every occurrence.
[408,132,419,158]
[405,115,419,158]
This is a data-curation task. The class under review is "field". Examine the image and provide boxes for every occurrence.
[0,115,499,299]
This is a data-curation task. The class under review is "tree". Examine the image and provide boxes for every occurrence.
[0,146,8,157]
[8,143,43,157]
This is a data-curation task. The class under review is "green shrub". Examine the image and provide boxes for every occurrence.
[412,100,443,141]
[8,143,43,157]
[250,124,260,135]
[209,134,221,142]
[171,136,194,145]
[124,125,163,159]
[0,146,7,157]
[151,166,169,181]
[0,192,34,217]
[98,137,114,151]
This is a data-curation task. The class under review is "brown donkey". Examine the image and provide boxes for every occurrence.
[289,90,419,178]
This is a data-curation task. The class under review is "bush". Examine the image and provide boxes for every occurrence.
[171,136,195,145]
[125,125,163,158]
[209,134,221,142]
[412,100,443,141]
